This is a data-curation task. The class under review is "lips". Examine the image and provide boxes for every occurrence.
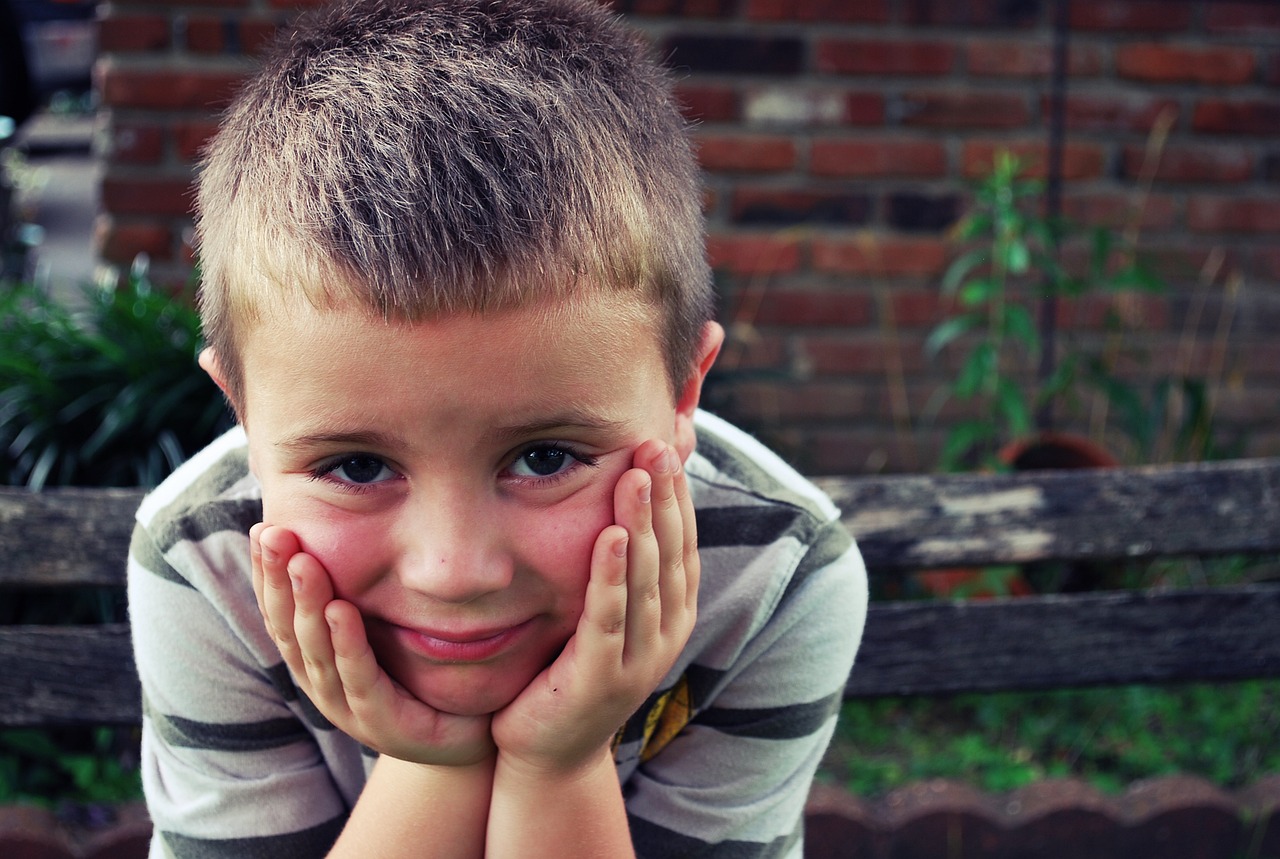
[390,617,536,663]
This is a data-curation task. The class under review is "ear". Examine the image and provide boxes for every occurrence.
[199,347,232,398]
[673,321,724,463]
[199,347,244,424]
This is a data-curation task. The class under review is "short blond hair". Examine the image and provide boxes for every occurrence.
[196,0,712,408]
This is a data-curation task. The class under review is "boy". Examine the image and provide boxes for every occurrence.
[127,0,868,856]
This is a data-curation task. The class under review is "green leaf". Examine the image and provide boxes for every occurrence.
[925,314,979,358]
[941,248,990,295]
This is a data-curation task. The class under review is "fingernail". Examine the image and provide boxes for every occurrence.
[654,446,672,475]
[289,571,301,592]
[638,477,651,505]
[667,448,681,474]
[613,534,629,558]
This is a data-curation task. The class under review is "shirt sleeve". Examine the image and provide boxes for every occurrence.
[622,524,869,859]
[128,517,361,859]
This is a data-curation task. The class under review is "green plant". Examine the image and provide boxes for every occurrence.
[925,151,1165,470]
[823,679,1280,799]
[0,268,232,489]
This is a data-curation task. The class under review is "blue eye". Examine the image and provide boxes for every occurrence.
[508,445,597,480]
[312,454,396,487]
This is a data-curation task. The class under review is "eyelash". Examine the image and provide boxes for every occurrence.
[305,443,599,495]
[504,442,599,487]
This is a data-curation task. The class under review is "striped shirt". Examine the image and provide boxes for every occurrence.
[129,410,868,858]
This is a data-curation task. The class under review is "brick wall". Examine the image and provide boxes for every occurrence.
[94,0,1280,474]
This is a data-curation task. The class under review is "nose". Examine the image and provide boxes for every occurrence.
[393,489,514,604]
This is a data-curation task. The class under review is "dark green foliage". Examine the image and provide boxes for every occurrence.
[0,274,232,489]
[824,680,1280,798]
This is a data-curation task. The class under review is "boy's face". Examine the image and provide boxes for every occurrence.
[221,291,719,717]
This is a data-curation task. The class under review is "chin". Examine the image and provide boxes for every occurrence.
[414,683,522,717]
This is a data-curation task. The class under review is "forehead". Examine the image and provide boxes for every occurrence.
[237,290,672,433]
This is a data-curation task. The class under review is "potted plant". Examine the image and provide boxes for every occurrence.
[924,150,1167,472]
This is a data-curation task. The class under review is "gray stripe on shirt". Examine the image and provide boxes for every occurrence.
[160,815,345,859]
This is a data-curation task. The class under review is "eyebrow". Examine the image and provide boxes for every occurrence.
[485,411,630,444]
[276,429,406,454]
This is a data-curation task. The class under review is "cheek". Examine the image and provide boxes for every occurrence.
[263,492,385,597]
[520,490,617,601]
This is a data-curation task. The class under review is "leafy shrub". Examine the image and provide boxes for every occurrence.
[0,271,232,489]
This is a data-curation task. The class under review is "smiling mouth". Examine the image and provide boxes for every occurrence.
[392,618,535,663]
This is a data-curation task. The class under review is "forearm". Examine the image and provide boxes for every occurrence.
[329,753,494,859]
[485,746,633,859]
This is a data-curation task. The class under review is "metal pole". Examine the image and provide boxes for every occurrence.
[1037,0,1070,431]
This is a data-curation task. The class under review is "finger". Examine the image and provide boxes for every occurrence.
[672,452,701,617]
[286,550,342,700]
[250,522,268,624]
[257,526,302,664]
[648,443,691,628]
[619,457,661,662]
[576,524,630,670]
[325,600,387,707]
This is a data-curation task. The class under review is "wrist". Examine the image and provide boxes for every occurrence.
[494,741,614,788]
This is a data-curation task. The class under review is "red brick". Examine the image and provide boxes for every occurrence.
[811,139,947,179]
[1057,94,1180,134]
[816,40,956,76]
[888,288,952,326]
[96,217,176,263]
[240,19,282,55]
[101,175,197,217]
[612,0,734,15]
[1123,144,1253,184]
[900,91,1030,129]
[962,140,1106,181]
[98,13,170,53]
[811,235,948,278]
[746,287,874,328]
[967,40,1106,78]
[696,135,796,173]
[108,123,165,164]
[1061,192,1179,233]
[1116,44,1257,86]
[1070,0,1193,32]
[674,84,739,123]
[705,233,803,275]
[801,332,928,376]
[1205,2,1280,34]
[746,0,888,22]
[1192,99,1280,135]
[174,120,222,163]
[186,16,228,53]
[726,380,875,422]
[845,93,886,125]
[1187,197,1280,234]
[97,62,249,111]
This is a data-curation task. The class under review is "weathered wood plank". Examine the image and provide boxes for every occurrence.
[3,586,1278,726]
[3,459,1279,587]
[816,457,1280,572]
[0,487,144,588]
[0,625,140,726]
[848,584,1280,698]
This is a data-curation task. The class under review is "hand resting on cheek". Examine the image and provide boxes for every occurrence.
[251,438,701,777]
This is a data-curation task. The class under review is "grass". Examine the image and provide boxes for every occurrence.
[823,676,1280,799]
